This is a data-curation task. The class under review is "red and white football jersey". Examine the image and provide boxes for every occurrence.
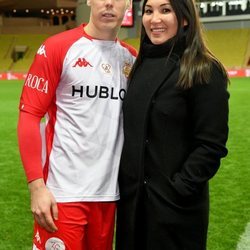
[19,24,137,202]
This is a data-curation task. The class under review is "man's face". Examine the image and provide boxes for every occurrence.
[88,0,129,32]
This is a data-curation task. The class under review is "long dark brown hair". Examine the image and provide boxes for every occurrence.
[131,0,228,89]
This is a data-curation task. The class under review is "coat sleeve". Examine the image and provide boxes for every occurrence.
[171,64,229,196]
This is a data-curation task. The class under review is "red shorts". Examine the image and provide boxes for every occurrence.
[32,202,116,250]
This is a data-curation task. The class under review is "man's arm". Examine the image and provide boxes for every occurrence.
[17,111,58,232]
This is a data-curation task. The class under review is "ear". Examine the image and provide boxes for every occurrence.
[86,0,91,6]
[183,19,188,27]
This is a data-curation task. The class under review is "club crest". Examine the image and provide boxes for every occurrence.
[123,61,132,78]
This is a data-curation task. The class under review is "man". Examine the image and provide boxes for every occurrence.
[17,0,136,249]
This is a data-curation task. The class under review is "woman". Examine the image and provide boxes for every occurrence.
[116,0,229,249]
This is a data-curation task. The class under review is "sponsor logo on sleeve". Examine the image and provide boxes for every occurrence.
[24,74,49,94]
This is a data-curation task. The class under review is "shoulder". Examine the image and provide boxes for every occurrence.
[210,60,228,82]
[189,62,229,101]
[194,60,228,90]
[118,40,138,57]
[205,60,229,95]
[34,25,86,64]
[48,26,83,46]
[41,25,84,56]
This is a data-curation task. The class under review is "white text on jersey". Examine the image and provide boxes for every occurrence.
[25,74,48,94]
[72,85,126,100]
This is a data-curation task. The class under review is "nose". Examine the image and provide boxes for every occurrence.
[151,11,161,23]
[105,0,113,7]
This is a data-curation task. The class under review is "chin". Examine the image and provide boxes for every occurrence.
[151,39,165,45]
[102,22,118,29]
[150,36,169,45]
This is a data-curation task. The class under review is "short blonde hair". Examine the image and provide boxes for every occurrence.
[126,0,131,8]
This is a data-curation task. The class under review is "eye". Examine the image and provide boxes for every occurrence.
[162,8,171,14]
[144,8,152,15]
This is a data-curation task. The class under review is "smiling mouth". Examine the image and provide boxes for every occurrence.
[151,28,166,32]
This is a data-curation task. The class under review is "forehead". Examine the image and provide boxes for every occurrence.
[91,0,129,3]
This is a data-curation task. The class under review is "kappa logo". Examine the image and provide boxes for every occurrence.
[73,58,93,68]
[32,244,39,250]
[37,45,47,57]
[34,230,41,244]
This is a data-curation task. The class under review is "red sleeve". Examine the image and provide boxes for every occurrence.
[19,38,62,117]
[17,111,44,182]
[19,26,84,117]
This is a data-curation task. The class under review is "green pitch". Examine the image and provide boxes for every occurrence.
[0,78,249,249]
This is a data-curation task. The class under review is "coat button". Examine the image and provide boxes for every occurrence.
[144,180,147,184]
[145,139,149,144]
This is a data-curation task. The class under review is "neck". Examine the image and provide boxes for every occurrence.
[84,23,118,41]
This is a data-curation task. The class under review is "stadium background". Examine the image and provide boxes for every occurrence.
[0,0,249,249]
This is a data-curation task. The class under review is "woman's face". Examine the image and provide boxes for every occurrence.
[142,0,178,45]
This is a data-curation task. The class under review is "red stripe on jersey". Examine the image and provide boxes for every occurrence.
[119,40,138,57]
[43,96,57,183]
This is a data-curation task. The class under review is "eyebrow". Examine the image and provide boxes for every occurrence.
[145,3,171,8]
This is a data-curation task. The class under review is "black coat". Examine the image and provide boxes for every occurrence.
[116,43,229,250]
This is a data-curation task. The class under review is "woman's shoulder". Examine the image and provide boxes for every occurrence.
[209,59,228,86]
[189,59,229,97]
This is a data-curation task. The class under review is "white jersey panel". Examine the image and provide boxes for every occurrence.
[46,37,135,202]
